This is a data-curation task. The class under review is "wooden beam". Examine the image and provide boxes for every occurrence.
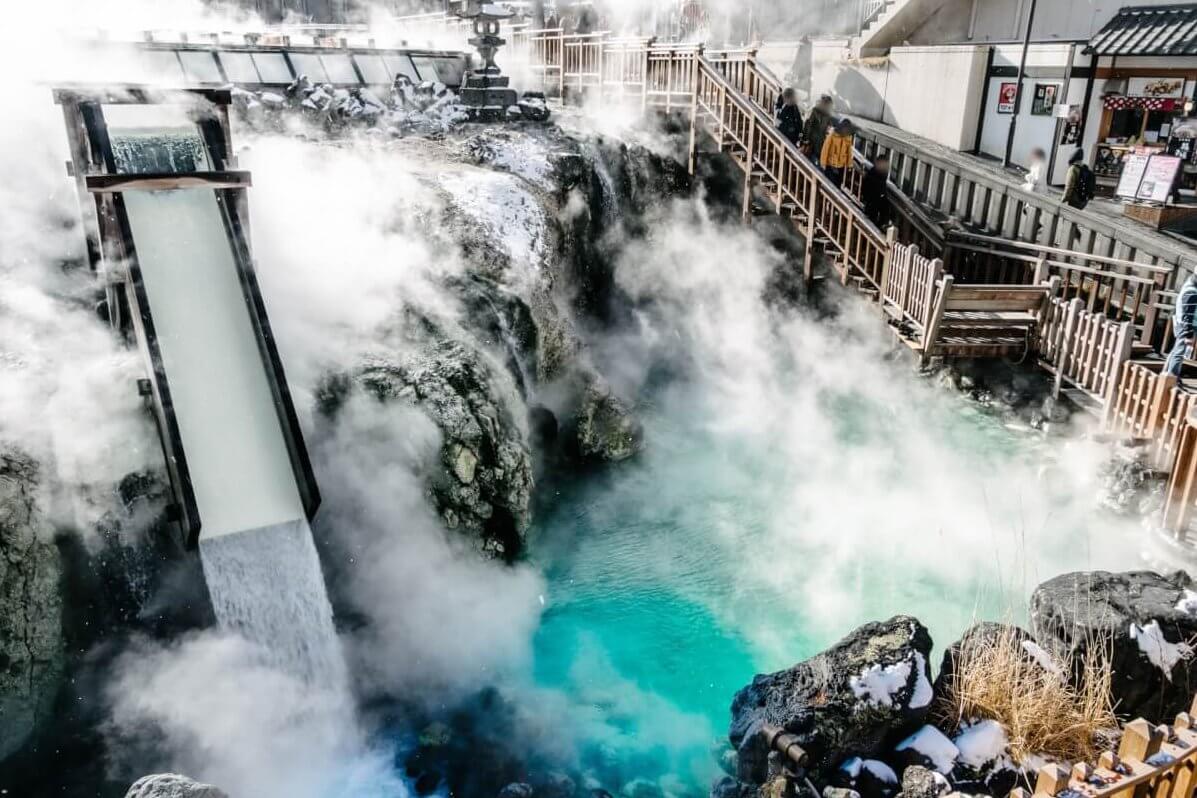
[86,171,252,193]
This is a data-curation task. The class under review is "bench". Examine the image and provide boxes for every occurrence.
[921,276,1055,359]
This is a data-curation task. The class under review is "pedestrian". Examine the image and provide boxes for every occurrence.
[1022,147,1048,195]
[1061,148,1096,210]
[862,153,892,229]
[1167,272,1197,379]
[777,88,803,147]
[820,118,854,186]
[802,94,833,162]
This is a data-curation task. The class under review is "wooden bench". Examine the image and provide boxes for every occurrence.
[921,277,1054,360]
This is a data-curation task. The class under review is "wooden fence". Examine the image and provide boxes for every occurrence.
[881,243,941,338]
[1011,703,1197,798]
[1038,297,1135,405]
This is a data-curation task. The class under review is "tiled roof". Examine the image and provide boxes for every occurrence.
[1089,4,1197,56]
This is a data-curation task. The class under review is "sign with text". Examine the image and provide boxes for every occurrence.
[1116,153,1151,198]
[1127,76,1186,99]
[997,82,1017,114]
[1136,155,1181,203]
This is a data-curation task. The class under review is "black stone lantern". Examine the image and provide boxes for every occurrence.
[458,0,519,119]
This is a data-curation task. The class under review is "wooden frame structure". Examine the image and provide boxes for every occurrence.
[55,86,320,548]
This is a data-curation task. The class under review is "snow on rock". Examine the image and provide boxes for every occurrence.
[463,130,556,191]
[1130,620,1193,679]
[1020,640,1063,677]
[952,720,1009,769]
[896,726,960,775]
[910,652,934,709]
[1176,590,1197,616]
[851,660,913,708]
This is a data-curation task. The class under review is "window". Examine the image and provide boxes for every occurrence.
[354,54,391,84]
[320,53,359,84]
[287,52,329,83]
[432,56,466,87]
[140,50,185,84]
[178,50,224,84]
[252,52,293,83]
[411,56,440,83]
[219,51,261,84]
[382,53,420,83]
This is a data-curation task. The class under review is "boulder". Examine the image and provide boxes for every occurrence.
[933,622,1038,698]
[1031,571,1197,722]
[896,766,950,798]
[498,784,535,798]
[0,449,65,762]
[729,616,935,786]
[124,773,227,798]
[346,340,534,559]
[573,378,643,463]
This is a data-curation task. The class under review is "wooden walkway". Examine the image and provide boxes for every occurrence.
[394,13,1197,538]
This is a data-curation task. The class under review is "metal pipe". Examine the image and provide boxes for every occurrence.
[1003,0,1038,168]
[761,723,810,770]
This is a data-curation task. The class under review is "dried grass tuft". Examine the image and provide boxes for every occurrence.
[935,624,1118,764]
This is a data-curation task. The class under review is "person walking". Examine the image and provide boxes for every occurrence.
[1061,148,1096,210]
[776,88,803,146]
[862,154,892,228]
[1022,147,1049,195]
[1167,272,1197,379]
[820,118,854,186]
[802,94,833,162]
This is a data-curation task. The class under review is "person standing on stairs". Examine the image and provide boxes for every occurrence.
[820,118,855,187]
[862,154,892,229]
[1166,271,1197,380]
[776,88,803,146]
[802,94,833,162]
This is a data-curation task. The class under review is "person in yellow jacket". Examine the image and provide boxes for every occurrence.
[820,118,855,187]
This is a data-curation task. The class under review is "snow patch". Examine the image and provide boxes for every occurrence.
[1129,620,1193,679]
[953,720,1009,769]
[840,758,897,785]
[851,658,913,707]
[1176,590,1197,616]
[910,651,934,709]
[896,725,959,774]
[1020,640,1064,677]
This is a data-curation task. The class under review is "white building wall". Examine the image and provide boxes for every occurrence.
[907,0,1197,44]
[813,42,988,150]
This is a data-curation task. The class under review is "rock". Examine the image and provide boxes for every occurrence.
[1031,570,1197,722]
[824,789,863,798]
[0,449,65,763]
[711,777,749,798]
[124,773,228,798]
[498,784,535,798]
[534,772,576,798]
[729,616,934,786]
[349,340,534,558]
[834,757,899,798]
[574,378,643,462]
[897,765,950,798]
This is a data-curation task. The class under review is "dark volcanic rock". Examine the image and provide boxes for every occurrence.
[125,773,227,797]
[896,766,949,798]
[933,622,1037,698]
[1031,570,1197,722]
[346,340,534,559]
[573,378,643,463]
[0,449,64,763]
[728,616,934,787]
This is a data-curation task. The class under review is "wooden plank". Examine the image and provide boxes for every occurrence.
[86,171,252,192]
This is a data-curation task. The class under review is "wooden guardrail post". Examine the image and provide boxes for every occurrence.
[1053,298,1084,399]
[1165,409,1197,537]
[922,275,953,363]
[1033,252,1049,285]
[1149,372,1180,440]
[1106,321,1136,408]
[742,113,757,224]
[687,48,703,176]
[803,179,818,284]
[879,227,898,306]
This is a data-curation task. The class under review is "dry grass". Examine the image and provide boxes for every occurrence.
[935,624,1118,764]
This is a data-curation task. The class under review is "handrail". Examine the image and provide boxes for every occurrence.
[947,230,1173,275]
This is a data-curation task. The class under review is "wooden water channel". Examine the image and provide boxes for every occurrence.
[400,15,1197,537]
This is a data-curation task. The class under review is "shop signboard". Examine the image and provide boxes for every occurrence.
[1116,153,1151,198]
[1136,155,1181,202]
[1031,83,1058,116]
[1127,77,1186,99]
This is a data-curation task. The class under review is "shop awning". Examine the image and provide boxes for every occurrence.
[1088,3,1197,56]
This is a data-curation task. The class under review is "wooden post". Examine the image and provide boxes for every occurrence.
[802,182,818,284]
[687,47,703,176]
[879,227,898,305]
[1053,298,1083,399]
[1165,418,1197,538]
[1033,252,1049,285]
[641,38,653,111]
[1149,373,1179,440]
[1034,763,1071,797]
[1105,321,1135,410]
[742,115,757,224]
[922,274,954,362]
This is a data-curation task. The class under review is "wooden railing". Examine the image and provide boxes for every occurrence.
[1011,701,1197,798]
[881,243,941,337]
[1039,296,1135,404]
[945,231,1169,345]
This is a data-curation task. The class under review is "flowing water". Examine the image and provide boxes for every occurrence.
[200,520,349,690]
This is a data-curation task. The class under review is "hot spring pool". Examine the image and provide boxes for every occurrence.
[524,372,1130,796]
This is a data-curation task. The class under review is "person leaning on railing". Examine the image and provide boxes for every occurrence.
[1167,271,1197,380]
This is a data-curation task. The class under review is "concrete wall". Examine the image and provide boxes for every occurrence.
[813,41,989,150]
[905,0,1197,45]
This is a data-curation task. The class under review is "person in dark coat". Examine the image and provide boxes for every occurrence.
[861,154,892,229]
[776,88,803,146]
[802,94,833,161]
